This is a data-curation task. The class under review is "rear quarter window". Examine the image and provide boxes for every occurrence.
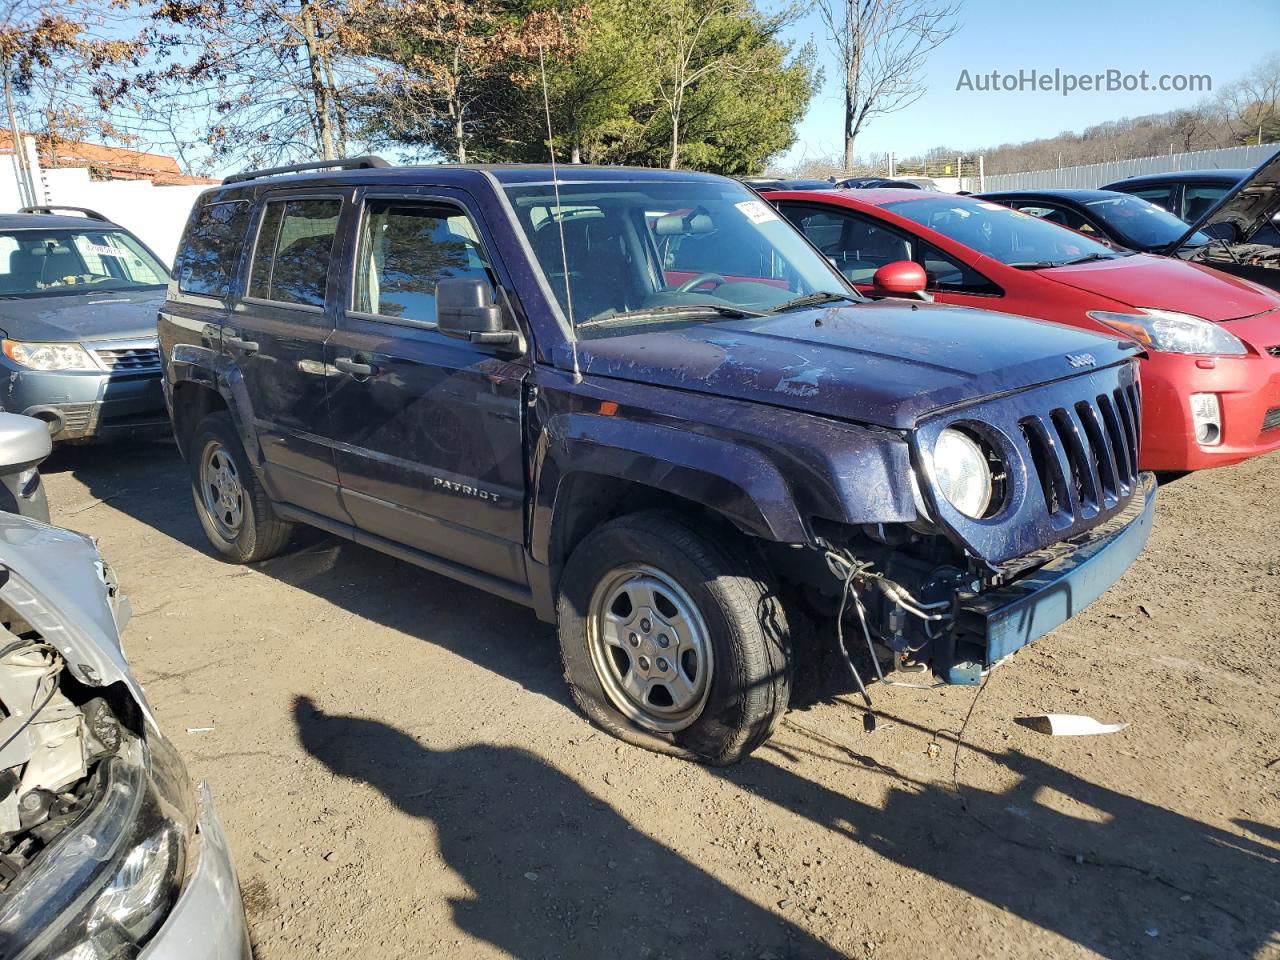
[174,199,252,297]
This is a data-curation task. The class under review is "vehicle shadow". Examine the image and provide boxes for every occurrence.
[53,444,1280,958]
[293,695,842,959]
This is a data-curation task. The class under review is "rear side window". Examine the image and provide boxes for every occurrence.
[174,200,250,297]
[353,200,495,324]
[248,198,341,307]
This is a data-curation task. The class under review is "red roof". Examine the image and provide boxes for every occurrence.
[0,129,218,186]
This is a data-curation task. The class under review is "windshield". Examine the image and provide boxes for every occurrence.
[502,179,853,338]
[1082,195,1209,250]
[883,196,1127,267]
[0,228,169,298]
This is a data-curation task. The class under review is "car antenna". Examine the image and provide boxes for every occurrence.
[539,43,582,385]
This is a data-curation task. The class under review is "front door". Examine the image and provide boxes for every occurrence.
[228,190,350,519]
[325,189,529,586]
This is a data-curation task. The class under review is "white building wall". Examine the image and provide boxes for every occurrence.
[1,147,210,266]
[36,168,209,266]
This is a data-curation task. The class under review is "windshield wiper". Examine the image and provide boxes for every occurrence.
[1007,260,1061,270]
[578,303,766,327]
[767,291,858,313]
[1062,252,1119,266]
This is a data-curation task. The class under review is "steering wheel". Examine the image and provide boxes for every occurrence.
[674,272,727,293]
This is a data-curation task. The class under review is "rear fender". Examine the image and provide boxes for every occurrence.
[167,345,262,467]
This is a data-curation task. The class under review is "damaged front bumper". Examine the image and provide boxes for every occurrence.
[139,783,252,960]
[943,472,1157,684]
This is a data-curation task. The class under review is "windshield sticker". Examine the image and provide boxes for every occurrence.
[75,238,126,258]
[735,200,780,224]
[976,202,1007,211]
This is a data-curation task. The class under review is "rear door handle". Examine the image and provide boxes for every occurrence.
[225,337,259,354]
[334,356,376,378]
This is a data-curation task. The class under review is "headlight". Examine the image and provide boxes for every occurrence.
[932,427,994,518]
[1087,308,1247,356]
[2,340,99,371]
[0,735,194,960]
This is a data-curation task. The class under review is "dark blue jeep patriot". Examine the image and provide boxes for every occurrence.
[158,159,1156,764]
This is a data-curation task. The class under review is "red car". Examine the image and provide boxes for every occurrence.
[766,188,1280,472]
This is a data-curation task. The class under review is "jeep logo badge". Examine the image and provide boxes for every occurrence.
[1066,353,1097,368]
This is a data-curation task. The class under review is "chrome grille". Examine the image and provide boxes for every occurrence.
[94,344,161,374]
[1264,407,1280,433]
[1268,345,1280,358]
[1018,381,1142,527]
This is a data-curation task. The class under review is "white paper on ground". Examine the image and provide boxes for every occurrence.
[1022,714,1128,736]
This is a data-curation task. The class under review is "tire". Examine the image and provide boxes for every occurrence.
[188,412,293,563]
[556,510,792,765]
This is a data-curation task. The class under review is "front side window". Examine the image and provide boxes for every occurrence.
[248,198,341,307]
[501,179,852,338]
[1082,194,1208,250]
[174,200,251,297]
[353,201,495,324]
[1181,184,1231,223]
[1126,185,1174,212]
[883,196,1127,269]
[780,204,998,294]
[0,228,168,297]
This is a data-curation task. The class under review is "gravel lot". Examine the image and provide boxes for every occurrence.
[42,441,1280,960]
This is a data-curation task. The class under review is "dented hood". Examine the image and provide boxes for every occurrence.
[1165,147,1280,253]
[561,300,1138,429]
[0,513,154,728]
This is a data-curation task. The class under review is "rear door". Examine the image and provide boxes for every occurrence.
[325,187,529,586]
[229,188,350,519]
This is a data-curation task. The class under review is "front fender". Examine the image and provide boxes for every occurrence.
[531,413,806,564]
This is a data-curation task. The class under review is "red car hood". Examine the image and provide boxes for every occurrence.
[1036,253,1280,321]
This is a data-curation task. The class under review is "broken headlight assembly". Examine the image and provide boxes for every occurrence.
[931,427,996,518]
[0,731,196,959]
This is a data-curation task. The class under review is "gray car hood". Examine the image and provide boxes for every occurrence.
[1166,148,1280,253]
[0,287,164,343]
[0,513,154,729]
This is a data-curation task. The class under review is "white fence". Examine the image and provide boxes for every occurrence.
[982,142,1279,192]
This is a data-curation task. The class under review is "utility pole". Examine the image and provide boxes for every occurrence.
[3,71,37,208]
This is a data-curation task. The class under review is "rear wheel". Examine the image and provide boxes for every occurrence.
[557,511,792,764]
[189,412,293,563]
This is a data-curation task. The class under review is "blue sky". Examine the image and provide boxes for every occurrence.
[778,0,1280,166]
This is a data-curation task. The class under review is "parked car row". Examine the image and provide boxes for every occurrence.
[0,149,1276,957]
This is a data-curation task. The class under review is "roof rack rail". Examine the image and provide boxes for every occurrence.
[222,155,391,185]
[18,205,110,222]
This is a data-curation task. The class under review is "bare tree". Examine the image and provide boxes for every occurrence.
[1217,53,1280,145]
[818,0,959,171]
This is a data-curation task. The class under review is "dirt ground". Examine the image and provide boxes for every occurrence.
[42,441,1280,960]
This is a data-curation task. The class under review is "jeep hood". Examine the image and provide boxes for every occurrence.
[560,300,1138,429]
[0,287,164,343]
[0,513,154,728]
[1164,147,1280,253]
[1035,253,1280,321]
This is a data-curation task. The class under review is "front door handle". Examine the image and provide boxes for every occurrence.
[225,336,260,354]
[334,356,376,378]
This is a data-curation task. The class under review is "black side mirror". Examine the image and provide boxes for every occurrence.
[435,279,521,349]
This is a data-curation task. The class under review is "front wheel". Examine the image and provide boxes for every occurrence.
[556,511,792,765]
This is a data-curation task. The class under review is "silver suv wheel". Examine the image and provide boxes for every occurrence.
[586,563,714,733]
[199,440,245,540]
